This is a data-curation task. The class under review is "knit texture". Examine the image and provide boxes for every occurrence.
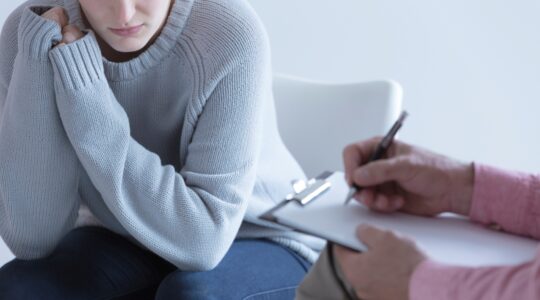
[0,0,323,270]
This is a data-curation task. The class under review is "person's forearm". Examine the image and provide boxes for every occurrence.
[0,7,80,259]
[410,254,540,300]
[49,31,269,270]
[469,164,540,239]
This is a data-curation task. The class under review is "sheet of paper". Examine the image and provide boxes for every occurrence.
[273,172,539,266]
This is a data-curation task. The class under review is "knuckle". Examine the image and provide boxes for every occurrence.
[55,7,66,15]
[395,156,414,171]
[51,7,63,17]
[380,165,391,178]
[354,167,368,182]
[42,11,53,19]
[394,156,408,166]
[370,136,383,143]
[380,162,395,179]
[381,229,395,240]
[342,144,355,158]
[43,7,67,25]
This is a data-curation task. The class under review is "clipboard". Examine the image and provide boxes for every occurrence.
[260,171,539,267]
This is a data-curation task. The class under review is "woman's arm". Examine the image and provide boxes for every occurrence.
[0,6,81,259]
[49,26,269,270]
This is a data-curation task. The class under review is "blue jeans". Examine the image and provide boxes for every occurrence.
[0,227,311,299]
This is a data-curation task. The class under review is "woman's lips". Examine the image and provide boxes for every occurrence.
[109,25,144,37]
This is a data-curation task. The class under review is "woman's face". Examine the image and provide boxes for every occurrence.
[79,0,172,53]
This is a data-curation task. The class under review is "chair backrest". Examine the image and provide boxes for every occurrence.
[273,74,403,178]
[0,238,12,267]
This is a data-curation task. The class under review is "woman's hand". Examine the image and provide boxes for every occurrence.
[343,137,474,216]
[334,225,427,300]
[60,24,84,45]
[42,7,84,47]
[41,7,68,29]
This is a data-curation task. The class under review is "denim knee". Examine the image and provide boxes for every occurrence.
[155,240,311,300]
[0,259,93,300]
[0,260,45,300]
[155,271,219,300]
[155,270,300,300]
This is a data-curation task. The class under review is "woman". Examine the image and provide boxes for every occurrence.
[0,0,322,298]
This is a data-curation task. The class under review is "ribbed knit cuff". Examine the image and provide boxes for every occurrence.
[18,6,62,60]
[409,259,464,300]
[49,32,105,91]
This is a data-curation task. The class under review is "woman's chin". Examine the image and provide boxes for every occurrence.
[110,42,147,54]
[105,37,150,54]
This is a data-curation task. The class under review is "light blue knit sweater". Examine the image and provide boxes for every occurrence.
[0,0,323,270]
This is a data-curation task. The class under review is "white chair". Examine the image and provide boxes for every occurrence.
[273,74,403,178]
[0,238,12,267]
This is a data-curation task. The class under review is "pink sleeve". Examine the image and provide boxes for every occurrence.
[470,164,540,239]
[409,163,540,299]
[410,254,540,300]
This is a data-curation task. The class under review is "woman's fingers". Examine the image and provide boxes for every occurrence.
[61,24,84,44]
[42,8,84,48]
[42,7,68,28]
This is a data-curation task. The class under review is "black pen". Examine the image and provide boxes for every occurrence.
[344,111,409,205]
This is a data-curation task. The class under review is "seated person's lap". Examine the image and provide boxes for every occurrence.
[0,227,311,300]
[155,239,311,300]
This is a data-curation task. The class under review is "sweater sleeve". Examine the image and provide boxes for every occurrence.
[409,164,540,299]
[0,7,81,259]
[48,32,268,270]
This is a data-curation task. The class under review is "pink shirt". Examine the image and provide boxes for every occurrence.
[409,164,540,299]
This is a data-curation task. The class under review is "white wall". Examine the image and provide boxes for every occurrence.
[250,0,540,172]
[1,0,540,265]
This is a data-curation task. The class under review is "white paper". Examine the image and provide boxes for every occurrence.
[273,172,539,267]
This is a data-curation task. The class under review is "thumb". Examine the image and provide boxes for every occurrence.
[352,157,410,187]
[356,224,384,250]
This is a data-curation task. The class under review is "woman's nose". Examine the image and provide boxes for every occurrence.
[113,0,136,26]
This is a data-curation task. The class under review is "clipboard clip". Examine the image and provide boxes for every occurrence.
[286,174,332,206]
[259,171,334,223]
